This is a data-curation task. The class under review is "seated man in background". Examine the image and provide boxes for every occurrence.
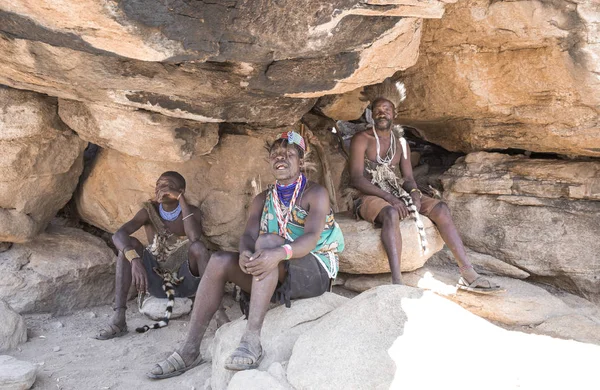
[349,86,503,294]
[96,171,225,339]
[148,131,344,379]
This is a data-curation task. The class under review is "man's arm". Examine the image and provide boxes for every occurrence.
[399,143,422,211]
[112,208,149,253]
[348,133,398,203]
[178,194,202,242]
[239,192,267,254]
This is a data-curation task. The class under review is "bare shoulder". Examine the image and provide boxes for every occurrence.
[252,190,268,206]
[304,181,328,201]
[133,207,150,223]
[351,130,372,145]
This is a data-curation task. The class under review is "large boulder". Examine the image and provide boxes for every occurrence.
[440,152,600,303]
[336,212,444,274]
[0,225,116,315]
[287,285,600,389]
[0,86,85,243]
[344,264,600,343]
[75,132,275,249]
[0,356,36,390]
[397,0,600,158]
[209,293,348,390]
[58,100,219,162]
[0,1,454,126]
[0,300,27,352]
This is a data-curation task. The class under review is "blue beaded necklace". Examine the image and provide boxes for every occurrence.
[159,203,182,221]
[276,174,306,207]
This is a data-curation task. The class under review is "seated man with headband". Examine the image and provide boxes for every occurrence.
[148,132,344,379]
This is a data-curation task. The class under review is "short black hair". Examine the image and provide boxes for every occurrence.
[266,138,305,159]
[160,171,186,190]
[371,97,395,110]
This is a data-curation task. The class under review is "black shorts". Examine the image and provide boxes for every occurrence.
[239,252,331,318]
[142,249,200,298]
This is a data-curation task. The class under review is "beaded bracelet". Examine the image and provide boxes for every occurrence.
[282,244,293,260]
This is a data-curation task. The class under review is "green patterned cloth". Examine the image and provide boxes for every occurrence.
[259,187,345,278]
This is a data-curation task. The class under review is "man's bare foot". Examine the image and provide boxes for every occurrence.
[224,332,263,371]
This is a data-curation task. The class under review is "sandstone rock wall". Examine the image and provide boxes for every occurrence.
[0,1,452,126]
[441,152,600,302]
[0,86,85,243]
[58,100,219,162]
[75,132,276,249]
[396,0,600,157]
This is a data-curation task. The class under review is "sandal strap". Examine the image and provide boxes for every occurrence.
[155,351,186,375]
[229,344,261,363]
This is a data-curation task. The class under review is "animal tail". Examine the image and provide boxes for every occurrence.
[401,195,428,255]
[135,282,175,333]
[412,210,428,255]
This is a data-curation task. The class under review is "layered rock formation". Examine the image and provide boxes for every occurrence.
[0,0,453,126]
[58,100,219,162]
[75,132,275,249]
[441,152,600,302]
[396,0,600,157]
[0,87,85,243]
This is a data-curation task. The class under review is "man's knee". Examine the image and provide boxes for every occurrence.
[188,240,207,260]
[255,234,285,250]
[430,201,451,221]
[206,251,237,276]
[379,206,399,224]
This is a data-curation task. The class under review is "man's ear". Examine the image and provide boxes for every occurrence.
[299,158,305,171]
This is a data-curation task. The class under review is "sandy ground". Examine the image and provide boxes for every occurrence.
[12,287,358,390]
[12,295,244,390]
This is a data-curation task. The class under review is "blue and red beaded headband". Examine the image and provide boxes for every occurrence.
[279,131,306,152]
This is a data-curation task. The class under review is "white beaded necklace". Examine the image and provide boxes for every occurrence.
[372,128,396,166]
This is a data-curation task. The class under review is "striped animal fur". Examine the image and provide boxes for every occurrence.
[136,269,184,333]
[366,163,428,254]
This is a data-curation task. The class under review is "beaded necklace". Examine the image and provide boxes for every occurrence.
[159,203,181,221]
[372,128,396,166]
[272,174,305,238]
[276,174,306,207]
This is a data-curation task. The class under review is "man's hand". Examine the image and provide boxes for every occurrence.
[388,197,410,220]
[239,250,253,274]
[244,248,284,281]
[131,258,148,293]
[156,185,183,203]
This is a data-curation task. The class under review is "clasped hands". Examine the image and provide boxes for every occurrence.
[239,248,284,281]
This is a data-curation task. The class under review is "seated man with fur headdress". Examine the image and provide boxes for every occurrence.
[348,80,504,294]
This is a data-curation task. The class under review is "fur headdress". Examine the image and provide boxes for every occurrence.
[360,77,406,108]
